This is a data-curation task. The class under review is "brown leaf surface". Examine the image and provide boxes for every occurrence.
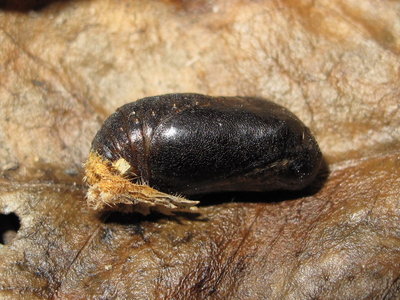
[0,0,399,299]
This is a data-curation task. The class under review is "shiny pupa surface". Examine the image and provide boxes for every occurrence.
[84,93,322,215]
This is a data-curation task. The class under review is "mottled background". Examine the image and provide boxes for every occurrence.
[0,0,399,299]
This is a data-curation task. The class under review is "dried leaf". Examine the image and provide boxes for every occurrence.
[0,0,399,299]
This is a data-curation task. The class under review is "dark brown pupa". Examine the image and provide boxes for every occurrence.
[84,93,322,215]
